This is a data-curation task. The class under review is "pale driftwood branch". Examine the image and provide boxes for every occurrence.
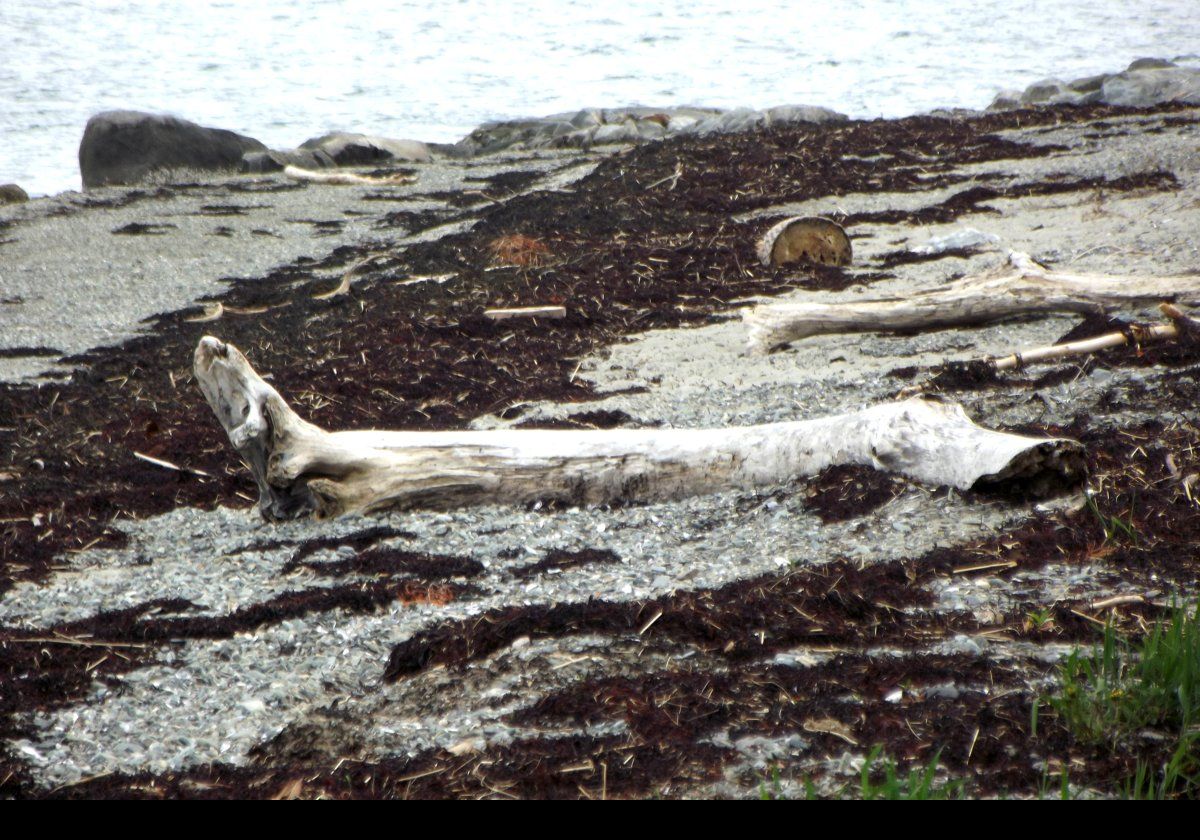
[484,306,567,321]
[896,305,1200,397]
[990,323,1177,371]
[744,251,1200,353]
[283,165,415,186]
[193,337,1085,521]
[183,301,286,323]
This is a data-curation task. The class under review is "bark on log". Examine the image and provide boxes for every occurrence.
[744,251,1200,353]
[757,217,852,268]
[193,337,1085,521]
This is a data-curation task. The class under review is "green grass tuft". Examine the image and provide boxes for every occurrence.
[1038,601,1200,798]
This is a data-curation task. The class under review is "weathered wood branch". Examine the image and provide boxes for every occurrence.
[744,251,1200,353]
[989,302,1200,372]
[898,303,1200,396]
[283,165,415,186]
[194,337,1085,521]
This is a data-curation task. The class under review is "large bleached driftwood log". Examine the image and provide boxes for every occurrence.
[744,251,1200,353]
[194,337,1085,521]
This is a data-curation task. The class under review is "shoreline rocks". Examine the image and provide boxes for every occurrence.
[65,58,1200,192]
[243,132,433,174]
[448,103,848,156]
[989,57,1200,110]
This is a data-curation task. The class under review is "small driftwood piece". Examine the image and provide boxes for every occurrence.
[484,305,567,321]
[744,251,1200,353]
[899,304,1200,397]
[757,216,852,268]
[990,302,1200,371]
[183,301,285,323]
[193,337,1085,521]
[283,165,415,186]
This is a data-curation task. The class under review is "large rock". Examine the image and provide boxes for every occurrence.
[297,132,432,165]
[0,184,29,204]
[78,111,266,188]
[1100,64,1200,106]
[989,58,1200,111]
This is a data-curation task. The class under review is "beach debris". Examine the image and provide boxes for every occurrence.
[283,165,415,186]
[803,717,859,745]
[484,305,566,321]
[488,234,551,267]
[988,303,1197,371]
[312,252,396,300]
[744,250,1200,352]
[193,336,1085,521]
[756,216,852,268]
[132,450,210,478]
[183,302,285,322]
[909,227,1001,255]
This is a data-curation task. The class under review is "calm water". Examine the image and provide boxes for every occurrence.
[2,0,1198,196]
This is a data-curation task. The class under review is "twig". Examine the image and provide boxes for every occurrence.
[12,635,154,649]
[637,609,664,635]
[643,163,683,191]
[1089,594,1145,610]
[484,305,566,321]
[952,560,1018,575]
[133,450,211,478]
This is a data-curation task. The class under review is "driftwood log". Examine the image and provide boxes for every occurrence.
[744,251,1200,353]
[194,337,1085,521]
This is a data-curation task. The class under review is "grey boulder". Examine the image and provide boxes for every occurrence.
[79,111,266,188]
[0,184,29,204]
[297,132,432,165]
[1100,64,1200,106]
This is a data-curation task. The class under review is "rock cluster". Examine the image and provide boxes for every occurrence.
[448,104,848,156]
[989,57,1200,110]
[241,132,432,174]
[79,112,433,187]
[75,104,845,188]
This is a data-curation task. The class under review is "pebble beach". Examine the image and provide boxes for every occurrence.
[2,59,1200,797]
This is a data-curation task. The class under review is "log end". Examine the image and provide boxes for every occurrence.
[757,216,852,269]
[971,438,1089,499]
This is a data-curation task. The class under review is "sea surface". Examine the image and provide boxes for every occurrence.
[2,0,1198,197]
